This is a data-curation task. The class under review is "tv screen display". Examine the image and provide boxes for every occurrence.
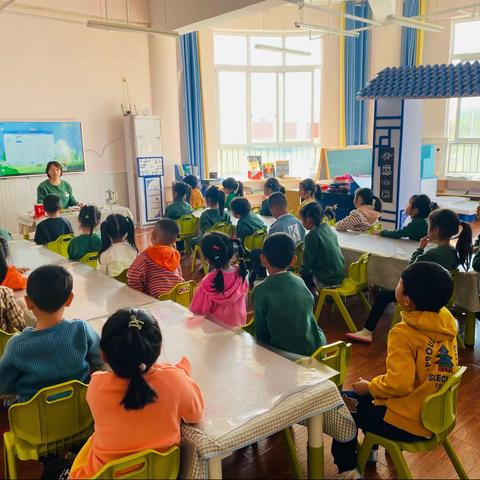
[0,121,85,177]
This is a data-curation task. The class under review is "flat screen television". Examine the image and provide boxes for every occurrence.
[0,121,85,178]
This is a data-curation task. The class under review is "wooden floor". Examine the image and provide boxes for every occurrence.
[3,225,480,479]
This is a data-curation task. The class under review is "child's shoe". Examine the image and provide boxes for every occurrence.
[338,468,363,479]
[345,328,373,344]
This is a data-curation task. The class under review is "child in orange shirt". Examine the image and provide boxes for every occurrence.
[70,307,204,479]
[0,238,27,291]
[183,174,205,209]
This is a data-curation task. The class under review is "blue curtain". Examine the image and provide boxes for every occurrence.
[401,0,420,67]
[344,1,371,146]
[180,32,205,178]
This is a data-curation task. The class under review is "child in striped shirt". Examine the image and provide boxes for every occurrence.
[335,188,382,232]
[128,219,184,298]
[0,286,26,333]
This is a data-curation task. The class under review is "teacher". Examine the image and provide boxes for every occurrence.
[37,161,80,209]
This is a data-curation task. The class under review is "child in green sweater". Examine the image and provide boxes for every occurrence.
[222,177,244,210]
[252,233,327,357]
[230,197,266,244]
[299,202,345,291]
[199,186,231,233]
[165,182,193,220]
[68,205,102,261]
[376,194,437,241]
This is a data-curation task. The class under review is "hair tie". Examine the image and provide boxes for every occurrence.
[212,245,220,251]
[128,315,144,330]
[138,363,147,372]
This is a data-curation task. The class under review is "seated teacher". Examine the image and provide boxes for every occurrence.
[37,161,81,209]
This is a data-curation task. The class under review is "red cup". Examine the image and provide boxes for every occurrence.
[34,204,45,218]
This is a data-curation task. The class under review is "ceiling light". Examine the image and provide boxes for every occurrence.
[86,20,179,37]
[295,21,360,38]
[302,3,382,26]
[255,44,311,56]
[387,14,444,32]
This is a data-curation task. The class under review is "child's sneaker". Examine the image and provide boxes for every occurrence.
[338,468,363,479]
[345,328,373,344]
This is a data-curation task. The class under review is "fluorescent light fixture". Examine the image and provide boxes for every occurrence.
[255,43,311,56]
[387,14,444,32]
[86,20,179,37]
[295,21,360,38]
[302,3,382,26]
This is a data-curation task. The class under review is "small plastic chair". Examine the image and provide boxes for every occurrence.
[242,318,255,336]
[46,234,74,258]
[176,214,199,255]
[3,380,93,480]
[92,447,180,479]
[314,253,371,333]
[368,222,382,234]
[244,229,267,252]
[357,366,468,480]
[291,242,305,274]
[158,281,198,308]
[322,217,336,227]
[0,328,16,358]
[251,206,261,214]
[114,269,129,284]
[79,251,98,269]
[191,222,233,275]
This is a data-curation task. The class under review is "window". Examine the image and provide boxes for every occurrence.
[214,33,322,177]
[446,20,480,176]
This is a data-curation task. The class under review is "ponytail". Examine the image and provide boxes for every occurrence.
[233,239,248,283]
[78,205,101,237]
[356,188,382,213]
[265,178,285,195]
[372,196,382,212]
[205,185,226,216]
[212,270,225,295]
[0,238,8,284]
[222,177,243,197]
[279,185,286,194]
[125,216,138,252]
[236,181,244,197]
[98,214,138,262]
[457,221,473,271]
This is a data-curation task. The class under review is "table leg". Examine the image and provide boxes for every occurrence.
[465,312,476,347]
[307,413,324,480]
[208,456,224,479]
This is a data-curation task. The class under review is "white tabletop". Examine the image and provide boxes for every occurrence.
[434,196,478,215]
[192,209,276,230]
[88,300,337,441]
[9,239,70,269]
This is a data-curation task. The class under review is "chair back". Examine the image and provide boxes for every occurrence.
[251,206,260,214]
[158,281,198,307]
[114,269,129,284]
[8,380,93,456]
[93,447,180,479]
[242,318,255,336]
[46,234,74,257]
[0,328,16,357]
[310,341,352,388]
[322,217,335,227]
[421,366,466,436]
[177,215,199,237]
[79,251,98,269]
[206,222,233,236]
[244,229,267,252]
[368,223,382,234]
[347,252,370,286]
[292,242,305,272]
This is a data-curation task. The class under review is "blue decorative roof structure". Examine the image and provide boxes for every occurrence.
[357,62,480,99]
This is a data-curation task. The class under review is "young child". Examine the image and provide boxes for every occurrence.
[97,214,138,278]
[68,205,102,261]
[164,182,193,220]
[377,194,437,241]
[69,307,204,479]
[199,185,231,233]
[0,286,26,333]
[299,202,345,291]
[222,177,244,210]
[332,262,458,478]
[268,192,306,245]
[0,237,27,290]
[0,265,102,402]
[296,179,320,218]
[347,207,471,344]
[34,194,73,245]
[183,174,205,209]
[260,178,285,216]
[335,188,382,232]
[128,219,184,298]
[190,233,249,327]
[230,197,266,244]
[252,233,327,357]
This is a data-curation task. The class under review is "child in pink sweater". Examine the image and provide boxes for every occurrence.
[190,233,249,327]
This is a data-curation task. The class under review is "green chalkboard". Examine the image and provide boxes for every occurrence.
[326,147,372,178]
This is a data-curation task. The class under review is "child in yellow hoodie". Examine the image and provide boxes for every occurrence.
[332,262,458,479]
[128,219,184,298]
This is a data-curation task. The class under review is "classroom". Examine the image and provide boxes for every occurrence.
[1,0,480,479]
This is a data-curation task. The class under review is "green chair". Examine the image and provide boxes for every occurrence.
[3,380,93,480]
[323,217,336,227]
[114,269,129,284]
[79,251,98,269]
[314,253,371,333]
[242,318,255,336]
[291,242,305,274]
[191,222,233,275]
[0,328,16,358]
[92,447,180,479]
[368,222,382,234]
[176,214,199,255]
[244,229,267,253]
[158,281,198,308]
[46,234,74,258]
[357,366,468,480]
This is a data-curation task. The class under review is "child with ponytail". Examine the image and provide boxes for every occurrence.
[68,205,102,260]
[222,177,244,209]
[297,179,320,218]
[69,307,204,479]
[190,232,249,327]
[260,178,286,216]
[335,188,382,232]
